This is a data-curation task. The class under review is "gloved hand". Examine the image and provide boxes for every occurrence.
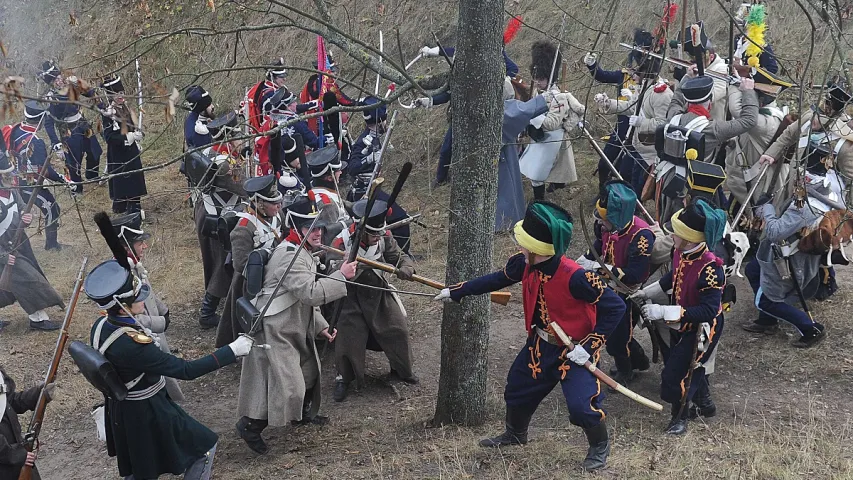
[40,382,56,402]
[413,97,433,108]
[575,255,597,270]
[641,304,683,322]
[324,133,335,145]
[754,193,774,208]
[628,281,663,302]
[67,75,79,86]
[362,134,374,148]
[434,288,453,302]
[583,52,598,67]
[51,143,63,153]
[567,344,590,365]
[620,88,633,99]
[228,334,254,357]
[339,127,348,139]
[593,93,609,105]
[397,265,415,281]
[126,131,143,143]
[628,115,641,127]
[420,46,441,57]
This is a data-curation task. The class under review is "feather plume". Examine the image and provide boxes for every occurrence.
[654,4,679,44]
[503,16,523,45]
[94,211,130,270]
[744,5,767,62]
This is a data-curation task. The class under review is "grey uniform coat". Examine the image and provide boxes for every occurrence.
[335,233,415,386]
[755,202,821,303]
[0,370,42,480]
[666,78,759,162]
[725,87,788,212]
[497,95,549,231]
[599,80,674,165]
[216,212,282,348]
[237,242,347,426]
[131,262,184,402]
[194,163,245,299]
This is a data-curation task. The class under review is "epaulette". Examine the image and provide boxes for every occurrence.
[126,330,153,344]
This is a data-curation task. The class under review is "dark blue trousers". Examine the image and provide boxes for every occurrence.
[745,257,816,335]
[504,334,605,429]
[605,296,633,361]
[434,127,453,184]
[658,316,723,407]
[64,132,103,188]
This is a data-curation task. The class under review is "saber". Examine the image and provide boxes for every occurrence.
[578,201,660,363]
[135,59,143,128]
[375,31,384,96]
[618,43,788,95]
[318,244,512,305]
[547,14,568,90]
[549,322,663,411]
[577,122,655,224]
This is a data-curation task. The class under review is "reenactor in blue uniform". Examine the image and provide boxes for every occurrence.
[434,201,625,471]
[99,75,147,215]
[632,199,727,434]
[578,181,654,385]
[38,61,103,194]
[5,101,64,251]
[80,218,254,479]
[184,85,215,151]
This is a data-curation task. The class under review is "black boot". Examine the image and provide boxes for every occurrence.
[581,421,610,471]
[688,384,716,419]
[532,185,546,201]
[609,356,634,391]
[44,225,62,251]
[666,404,688,435]
[199,292,220,329]
[546,182,566,193]
[333,379,350,402]
[236,417,268,455]
[629,339,650,371]
[293,393,330,426]
[791,324,826,348]
[479,407,532,447]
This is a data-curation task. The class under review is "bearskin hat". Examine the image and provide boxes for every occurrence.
[530,41,561,82]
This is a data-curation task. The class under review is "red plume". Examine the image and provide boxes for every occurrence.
[503,16,523,45]
[653,3,678,45]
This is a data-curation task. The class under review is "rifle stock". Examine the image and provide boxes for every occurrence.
[19,257,88,480]
[318,244,511,305]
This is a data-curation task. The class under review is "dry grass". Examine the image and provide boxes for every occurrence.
[1,0,853,479]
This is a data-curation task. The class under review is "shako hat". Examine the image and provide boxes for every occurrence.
[352,199,389,233]
[185,85,213,114]
[307,145,346,178]
[39,61,61,85]
[530,40,560,82]
[110,211,150,245]
[243,174,283,203]
[286,192,334,230]
[23,100,47,121]
[681,76,714,103]
[101,75,125,95]
[361,96,387,124]
[664,198,727,249]
[595,180,636,230]
[208,111,238,140]
[513,201,574,256]
[266,57,288,80]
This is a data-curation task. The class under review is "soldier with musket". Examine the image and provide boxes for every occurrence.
[81,223,253,479]
[0,368,54,479]
[236,197,357,455]
[183,85,215,151]
[330,198,418,402]
[38,61,103,193]
[434,201,625,471]
[632,198,727,435]
[0,141,64,331]
[215,175,284,348]
[186,120,247,329]
[577,181,654,386]
[99,75,147,215]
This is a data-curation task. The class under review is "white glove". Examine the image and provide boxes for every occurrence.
[420,46,441,57]
[567,345,590,365]
[575,255,597,270]
[51,143,63,153]
[628,115,641,127]
[434,288,453,303]
[594,93,609,105]
[194,120,209,136]
[628,281,664,302]
[324,133,335,145]
[125,132,143,144]
[620,88,633,98]
[339,127,348,138]
[66,75,79,86]
[228,334,254,357]
[583,52,598,67]
[414,97,433,108]
[641,304,683,322]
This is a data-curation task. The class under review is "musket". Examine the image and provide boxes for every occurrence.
[135,59,143,128]
[366,110,398,187]
[18,257,88,480]
[549,322,663,411]
[577,122,655,224]
[618,43,787,95]
[0,154,54,291]
[578,201,661,364]
[385,213,421,231]
[547,14,568,90]
[318,244,512,305]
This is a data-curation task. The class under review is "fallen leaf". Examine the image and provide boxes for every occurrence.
[207,0,216,12]
[69,11,79,26]
[0,40,7,58]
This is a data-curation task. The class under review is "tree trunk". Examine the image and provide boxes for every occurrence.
[433,0,504,426]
